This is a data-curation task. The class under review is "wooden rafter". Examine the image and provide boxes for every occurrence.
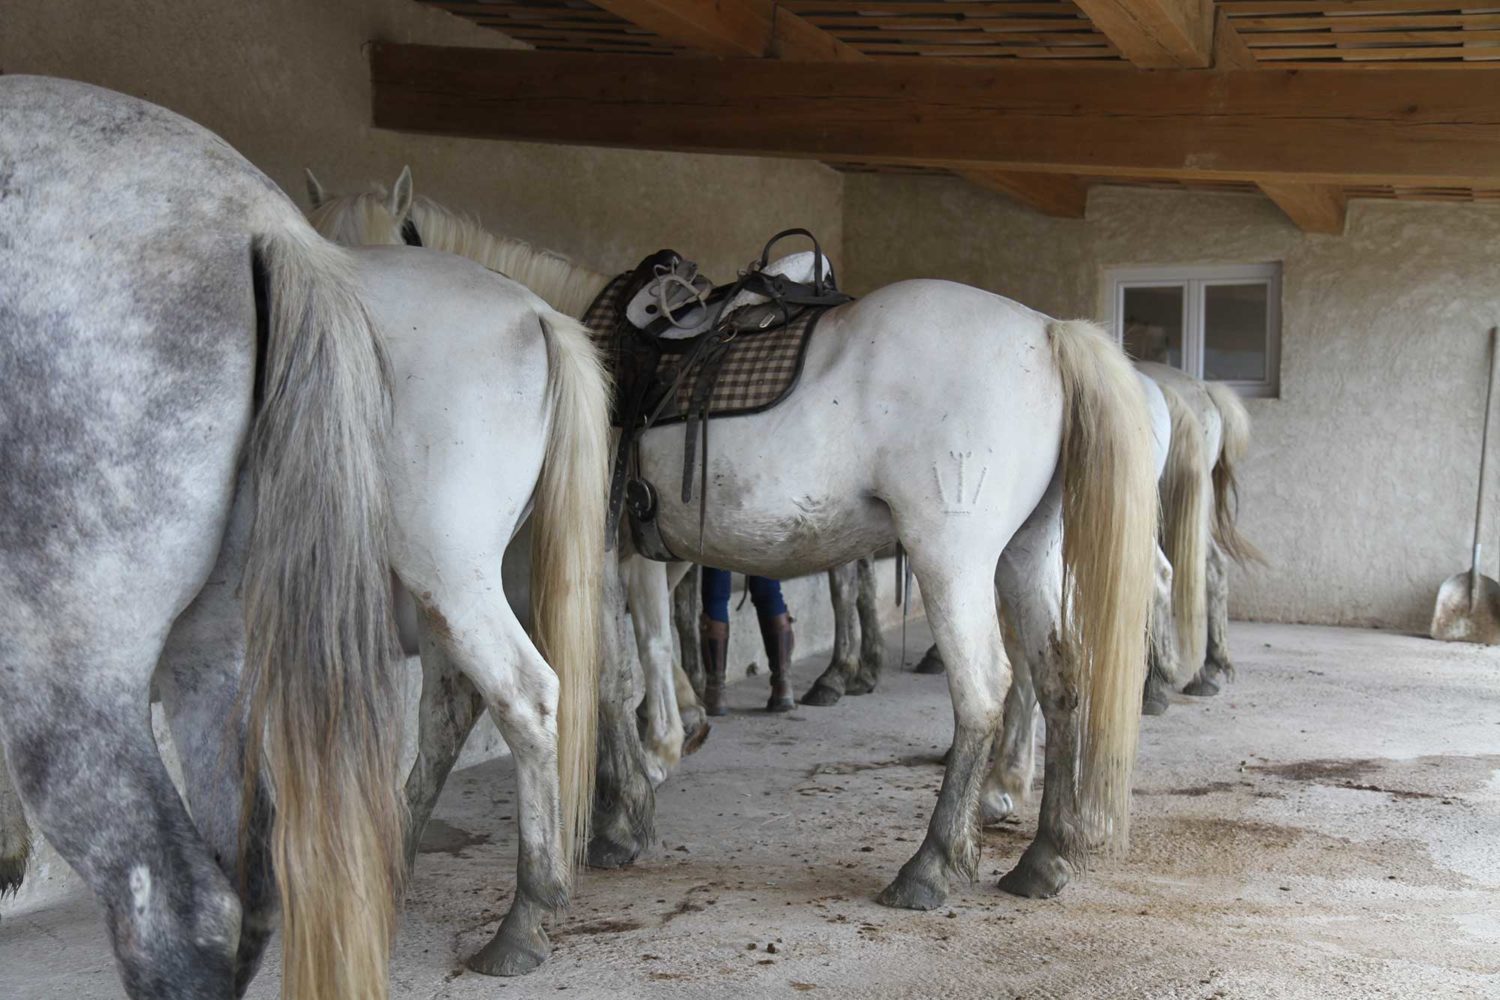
[1073,0,1214,67]
[961,169,1090,217]
[370,46,1500,188]
[1259,181,1348,234]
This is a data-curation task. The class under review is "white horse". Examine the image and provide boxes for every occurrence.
[982,364,1260,867]
[304,174,1160,907]
[0,77,607,997]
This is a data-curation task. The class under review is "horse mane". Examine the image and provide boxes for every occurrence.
[307,185,613,318]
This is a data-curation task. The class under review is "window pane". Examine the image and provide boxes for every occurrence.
[1203,282,1269,382]
[1121,286,1185,369]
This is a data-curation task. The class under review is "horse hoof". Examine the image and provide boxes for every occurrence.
[799,683,843,707]
[1182,675,1221,698]
[876,872,948,911]
[766,697,795,713]
[913,651,946,675]
[845,672,878,696]
[466,919,551,977]
[979,791,1015,826]
[1141,692,1170,716]
[998,849,1071,899]
[682,722,711,756]
[587,833,643,870]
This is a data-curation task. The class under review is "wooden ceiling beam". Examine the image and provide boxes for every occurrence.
[369,46,1500,188]
[960,169,1089,217]
[584,0,866,60]
[1259,181,1348,234]
[566,0,1097,215]
[1072,0,1214,67]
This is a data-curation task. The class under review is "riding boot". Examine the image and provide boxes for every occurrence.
[700,615,730,717]
[758,612,796,712]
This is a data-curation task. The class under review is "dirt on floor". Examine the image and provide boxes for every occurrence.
[4,621,1500,999]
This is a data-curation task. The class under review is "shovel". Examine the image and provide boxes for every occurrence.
[1431,327,1500,644]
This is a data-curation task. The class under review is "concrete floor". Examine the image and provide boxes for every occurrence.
[4,621,1499,998]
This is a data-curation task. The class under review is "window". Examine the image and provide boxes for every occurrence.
[1107,263,1281,397]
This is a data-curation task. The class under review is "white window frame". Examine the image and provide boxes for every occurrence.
[1105,262,1282,398]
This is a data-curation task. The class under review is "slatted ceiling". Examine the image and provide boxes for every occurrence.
[783,0,1123,61]
[417,0,684,55]
[1344,184,1500,202]
[1222,0,1500,66]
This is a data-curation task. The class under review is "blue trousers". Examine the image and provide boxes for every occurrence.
[700,567,787,624]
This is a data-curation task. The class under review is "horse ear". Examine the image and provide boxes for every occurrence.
[304,168,326,209]
[388,166,414,221]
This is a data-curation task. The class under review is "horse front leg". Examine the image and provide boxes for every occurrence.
[1142,545,1179,715]
[404,636,486,872]
[625,556,686,787]
[801,560,861,706]
[847,554,885,694]
[589,559,657,869]
[1184,541,1233,696]
[979,609,1036,825]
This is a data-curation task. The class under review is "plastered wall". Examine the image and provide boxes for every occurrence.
[847,173,1500,632]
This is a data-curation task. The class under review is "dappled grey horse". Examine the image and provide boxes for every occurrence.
[0,77,610,997]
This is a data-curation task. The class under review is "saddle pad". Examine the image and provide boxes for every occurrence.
[582,273,834,427]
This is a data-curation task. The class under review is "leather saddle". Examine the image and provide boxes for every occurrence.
[596,229,853,558]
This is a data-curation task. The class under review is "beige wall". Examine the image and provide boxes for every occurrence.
[2,0,844,282]
[847,173,1500,631]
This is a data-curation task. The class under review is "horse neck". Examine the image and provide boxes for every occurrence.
[410,201,613,318]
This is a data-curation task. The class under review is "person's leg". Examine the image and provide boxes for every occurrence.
[749,576,795,712]
[700,567,732,716]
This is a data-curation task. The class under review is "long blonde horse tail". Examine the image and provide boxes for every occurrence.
[1047,320,1158,855]
[242,224,404,1000]
[1203,382,1265,566]
[531,309,612,872]
[1157,383,1211,681]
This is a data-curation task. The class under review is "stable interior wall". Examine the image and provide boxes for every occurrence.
[845,174,1500,632]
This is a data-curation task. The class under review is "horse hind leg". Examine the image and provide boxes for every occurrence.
[1,659,241,999]
[876,549,1008,911]
[993,489,1081,900]
[802,560,861,706]
[154,485,276,993]
[847,554,885,694]
[405,574,574,978]
[0,742,31,901]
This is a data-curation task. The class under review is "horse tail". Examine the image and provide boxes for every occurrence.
[1046,320,1158,855]
[531,309,611,870]
[1157,383,1211,682]
[1203,382,1265,566]
[242,224,403,1000]
[0,749,31,898]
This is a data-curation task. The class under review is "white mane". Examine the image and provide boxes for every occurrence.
[309,187,614,318]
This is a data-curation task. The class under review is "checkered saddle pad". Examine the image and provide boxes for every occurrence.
[583,270,835,428]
